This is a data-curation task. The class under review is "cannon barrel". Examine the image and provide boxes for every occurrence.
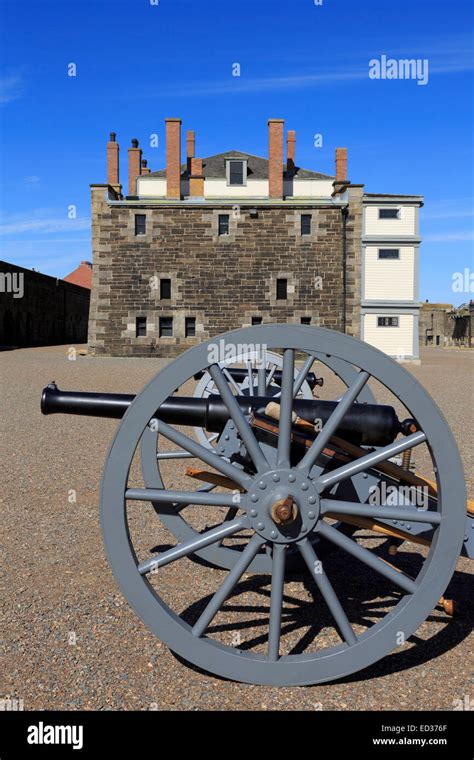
[41,382,412,446]
[193,368,323,389]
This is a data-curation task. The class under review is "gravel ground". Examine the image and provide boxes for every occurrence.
[1,344,473,711]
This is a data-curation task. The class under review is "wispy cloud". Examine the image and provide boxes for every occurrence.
[0,237,89,244]
[423,210,474,220]
[23,175,41,188]
[129,60,473,98]
[123,34,474,99]
[0,73,24,105]
[422,197,474,222]
[424,232,474,242]
[423,199,474,220]
[0,208,90,236]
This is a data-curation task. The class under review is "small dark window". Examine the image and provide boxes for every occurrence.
[251,316,262,325]
[185,317,196,337]
[300,316,311,325]
[159,317,173,337]
[301,214,312,235]
[378,249,400,259]
[228,160,244,185]
[135,214,146,235]
[135,316,147,337]
[218,214,230,236]
[160,278,171,299]
[378,208,399,219]
[276,279,287,300]
[377,317,399,327]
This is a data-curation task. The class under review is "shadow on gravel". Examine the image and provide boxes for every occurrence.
[168,540,472,686]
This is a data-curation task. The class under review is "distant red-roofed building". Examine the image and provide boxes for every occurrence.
[64,261,92,289]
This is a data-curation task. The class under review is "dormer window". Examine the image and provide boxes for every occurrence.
[226,159,247,186]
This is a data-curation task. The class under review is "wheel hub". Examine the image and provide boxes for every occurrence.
[244,469,320,543]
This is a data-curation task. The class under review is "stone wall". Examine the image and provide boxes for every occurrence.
[0,260,90,347]
[88,185,361,357]
[419,302,473,347]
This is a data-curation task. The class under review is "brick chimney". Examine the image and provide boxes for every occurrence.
[335,147,348,181]
[286,129,296,177]
[166,118,182,199]
[186,129,195,161]
[128,138,142,196]
[189,157,204,197]
[268,119,284,198]
[107,132,120,191]
[141,159,150,175]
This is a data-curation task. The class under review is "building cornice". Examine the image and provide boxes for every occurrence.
[362,235,422,244]
[108,198,348,208]
[363,194,424,207]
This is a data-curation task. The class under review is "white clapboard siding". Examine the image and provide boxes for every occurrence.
[364,247,415,300]
[204,179,269,197]
[363,314,414,357]
[290,179,335,197]
[365,205,416,236]
[137,176,335,199]
[137,177,167,197]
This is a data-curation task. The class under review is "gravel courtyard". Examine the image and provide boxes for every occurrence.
[1,344,473,711]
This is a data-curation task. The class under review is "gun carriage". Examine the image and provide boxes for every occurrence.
[41,325,471,685]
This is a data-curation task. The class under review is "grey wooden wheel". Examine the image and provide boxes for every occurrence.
[192,349,313,449]
[101,325,466,686]
[140,349,375,573]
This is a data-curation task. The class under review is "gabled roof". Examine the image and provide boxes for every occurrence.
[146,150,334,181]
[64,261,92,290]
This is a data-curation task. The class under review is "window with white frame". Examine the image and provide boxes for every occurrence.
[378,248,400,259]
[378,208,400,219]
[226,159,247,186]
[377,316,399,327]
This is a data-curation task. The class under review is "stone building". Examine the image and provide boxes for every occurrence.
[419,301,473,347]
[0,261,90,347]
[88,118,423,359]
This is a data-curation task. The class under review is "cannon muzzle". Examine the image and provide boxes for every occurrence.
[41,382,412,446]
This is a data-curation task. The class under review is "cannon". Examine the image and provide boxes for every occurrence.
[41,325,471,686]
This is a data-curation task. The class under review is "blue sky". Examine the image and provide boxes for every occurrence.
[0,0,472,304]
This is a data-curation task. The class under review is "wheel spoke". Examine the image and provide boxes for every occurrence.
[209,364,269,473]
[292,355,314,397]
[126,487,241,508]
[257,366,267,396]
[267,544,286,660]
[321,498,441,525]
[156,450,196,460]
[222,367,241,394]
[298,370,370,473]
[315,431,427,492]
[299,538,357,646]
[192,534,265,637]
[316,521,418,594]
[173,483,217,513]
[138,516,248,575]
[265,364,277,392]
[154,418,252,489]
[277,349,295,468]
[246,361,254,396]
